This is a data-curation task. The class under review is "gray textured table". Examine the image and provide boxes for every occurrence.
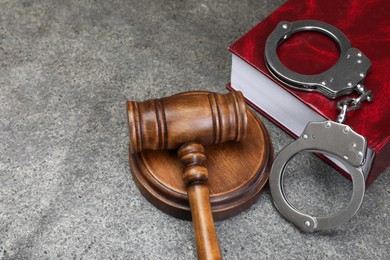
[1,0,389,259]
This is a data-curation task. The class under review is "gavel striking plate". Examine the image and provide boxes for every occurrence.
[127,91,273,259]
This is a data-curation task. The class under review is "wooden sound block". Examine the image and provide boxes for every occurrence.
[129,95,273,220]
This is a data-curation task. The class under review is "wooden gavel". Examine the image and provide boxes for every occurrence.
[127,91,248,260]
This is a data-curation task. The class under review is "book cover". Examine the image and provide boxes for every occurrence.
[228,0,390,185]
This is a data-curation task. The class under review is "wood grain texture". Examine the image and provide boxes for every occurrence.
[127,91,247,153]
[178,143,222,260]
[128,91,255,259]
[128,92,273,220]
[188,184,222,260]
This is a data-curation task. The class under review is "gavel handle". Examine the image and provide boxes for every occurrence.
[188,184,222,260]
[178,143,222,260]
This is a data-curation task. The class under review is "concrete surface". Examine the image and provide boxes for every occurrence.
[0,0,388,259]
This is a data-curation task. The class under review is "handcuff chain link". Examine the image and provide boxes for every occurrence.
[336,84,373,123]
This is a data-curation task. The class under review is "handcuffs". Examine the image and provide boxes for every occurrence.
[265,20,373,232]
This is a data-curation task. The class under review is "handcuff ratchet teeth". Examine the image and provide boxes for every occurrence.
[265,20,372,232]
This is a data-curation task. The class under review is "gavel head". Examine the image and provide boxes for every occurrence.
[127,91,248,153]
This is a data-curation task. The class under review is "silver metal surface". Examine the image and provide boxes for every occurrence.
[264,20,371,99]
[336,84,373,123]
[269,121,367,232]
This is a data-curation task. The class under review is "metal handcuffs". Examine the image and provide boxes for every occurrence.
[265,20,372,232]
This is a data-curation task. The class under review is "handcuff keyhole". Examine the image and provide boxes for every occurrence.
[282,151,353,216]
[277,31,340,75]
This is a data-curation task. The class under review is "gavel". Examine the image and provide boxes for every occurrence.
[127,91,248,260]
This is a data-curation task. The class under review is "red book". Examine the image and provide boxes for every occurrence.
[228,0,389,186]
